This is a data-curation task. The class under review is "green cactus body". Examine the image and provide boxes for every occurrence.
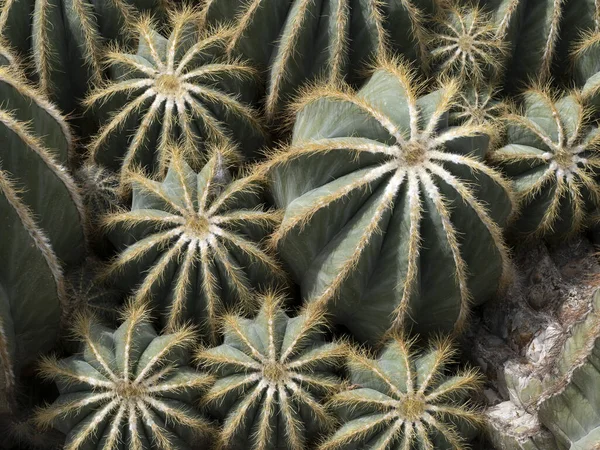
[491,90,600,238]
[535,290,600,450]
[449,84,506,129]
[198,294,345,450]
[0,56,85,413]
[0,0,165,112]
[36,305,215,450]
[104,150,284,342]
[267,59,513,343]
[87,8,265,186]
[321,336,482,449]
[200,0,434,119]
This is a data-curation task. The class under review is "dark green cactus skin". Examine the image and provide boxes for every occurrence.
[491,91,600,238]
[200,0,435,118]
[268,61,513,343]
[105,152,283,342]
[0,48,85,414]
[198,295,345,450]
[0,0,165,113]
[37,307,214,450]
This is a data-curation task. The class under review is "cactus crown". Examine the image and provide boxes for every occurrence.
[321,336,483,450]
[86,7,264,185]
[36,304,215,450]
[198,295,346,449]
[429,2,506,83]
[103,147,284,341]
[491,88,600,237]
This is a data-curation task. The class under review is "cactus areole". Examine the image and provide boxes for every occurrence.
[268,60,513,342]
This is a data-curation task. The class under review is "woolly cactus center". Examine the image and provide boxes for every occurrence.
[186,214,210,237]
[262,362,288,383]
[457,34,474,53]
[553,150,577,169]
[398,141,427,166]
[396,394,426,422]
[156,74,182,95]
[114,380,145,400]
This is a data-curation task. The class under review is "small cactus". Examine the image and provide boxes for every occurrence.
[429,2,506,84]
[87,7,266,185]
[198,294,346,450]
[35,304,215,450]
[490,88,600,238]
[321,336,483,450]
[103,147,284,341]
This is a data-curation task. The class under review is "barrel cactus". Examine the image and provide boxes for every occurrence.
[103,148,284,341]
[200,0,434,119]
[267,58,513,343]
[429,1,506,84]
[198,293,346,450]
[87,7,266,186]
[35,304,215,450]
[490,89,600,238]
[0,56,85,413]
[0,0,166,112]
[321,336,482,449]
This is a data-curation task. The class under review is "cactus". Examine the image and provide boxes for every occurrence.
[103,147,284,342]
[429,1,506,84]
[0,0,166,112]
[320,335,482,450]
[490,89,600,238]
[0,53,85,414]
[449,84,506,128]
[200,0,434,119]
[87,7,266,186]
[35,304,215,450]
[198,293,345,450]
[266,58,514,343]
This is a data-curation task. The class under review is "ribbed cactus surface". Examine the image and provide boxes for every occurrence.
[36,304,215,450]
[321,336,482,449]
[88,7,265,186]
[104,149,284,341]
[268,58,513,343]
[491,89,600,238]
[200,0,434,119]
[198,294,345,450]
[0,52,85,414]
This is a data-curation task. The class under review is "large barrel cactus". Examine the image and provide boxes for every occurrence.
[321,336,482,449]
[0,56,85,414]
[0,0,166,112]
[267,59,514,343]
[36,304,215,450]
[87,7,266,185]
[490,89,600,238]
[200,0,434,119]
[198,294,345,450]
[104,148,284,341]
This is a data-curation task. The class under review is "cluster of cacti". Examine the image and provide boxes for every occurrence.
[2,0,600,449]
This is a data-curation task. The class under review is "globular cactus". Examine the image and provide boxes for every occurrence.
[266,58,514,343]
[200,0,434,119]
[449,85,506,128]
[198,293,346,450]
[320,336,483,450]
[429,1,506,84]
[103,147,285,342]
[87,7,266,185]
[490,88,600,238]
[0,0,166,112]
[35,304,215,450]
[0,51,85,413]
